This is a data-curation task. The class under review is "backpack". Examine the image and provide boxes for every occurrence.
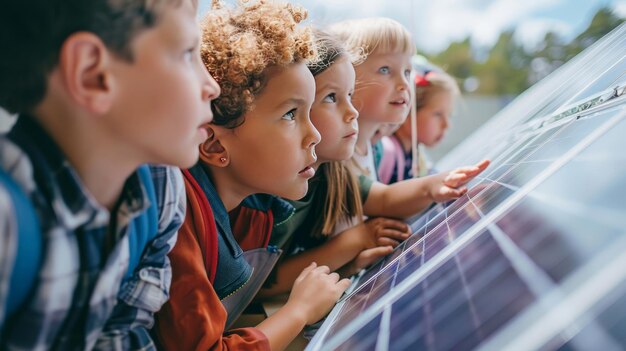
[377,136,406,184]
[0,165,158,319]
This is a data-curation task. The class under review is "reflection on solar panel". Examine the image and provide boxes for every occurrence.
[306,23,626,351]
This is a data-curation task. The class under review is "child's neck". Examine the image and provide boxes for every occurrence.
[207,167,250,212]
[394,127,414,153]
[355,119,380,155]
[35,104,140,211]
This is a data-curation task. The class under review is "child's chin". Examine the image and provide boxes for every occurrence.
[423,140,440,148]
[173,151,200,169]
[280,183,309,201]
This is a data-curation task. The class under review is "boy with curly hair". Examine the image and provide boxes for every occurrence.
[0,0,219,349]
[154,1,350,350]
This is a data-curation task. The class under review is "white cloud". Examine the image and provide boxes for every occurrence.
[301,0,393,25]
[417,0,563,52]
[613,1,626,17]
[198,0,611,53]
[515,19,573,50]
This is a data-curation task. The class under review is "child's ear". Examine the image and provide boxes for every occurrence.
[199,127,230,167]
[58,32,113,115]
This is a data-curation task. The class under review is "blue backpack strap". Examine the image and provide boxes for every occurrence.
[0,169,42,318]
[124,165,159,281]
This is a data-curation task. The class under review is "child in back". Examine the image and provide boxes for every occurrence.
[330,18,414,182]
[378,68,461,183]
[154,2,349,351]
[265,30,412,295]
[0,0,218,349]
[264,29,489,297]
[326,18,488,216]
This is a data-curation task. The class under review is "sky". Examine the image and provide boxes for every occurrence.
[199,0,626,54]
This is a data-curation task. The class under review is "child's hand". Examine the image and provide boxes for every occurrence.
[285,263,351,325]
[364,217,411,249]
[429,159,490,202]
[344,245,394,276]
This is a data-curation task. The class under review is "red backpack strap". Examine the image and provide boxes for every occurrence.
[182,169,218,283]
[230,206,274,250]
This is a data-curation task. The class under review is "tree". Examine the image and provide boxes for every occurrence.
[423,7,624,96]
[473,30,530,95]
[429,37,474,80]
[566,7,624,60]
[528,31,568,84]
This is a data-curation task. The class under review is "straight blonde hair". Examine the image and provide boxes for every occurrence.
[329,17,414,64]
[316,162,363,236]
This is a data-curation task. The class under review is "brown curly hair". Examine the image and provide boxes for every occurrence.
[200,0,317,128]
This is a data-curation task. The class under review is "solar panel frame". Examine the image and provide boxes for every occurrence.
[306,89,624,349]
[307,25,626,350]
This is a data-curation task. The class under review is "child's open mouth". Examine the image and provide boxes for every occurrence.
[298,166,315,178]
[390,98,407,106]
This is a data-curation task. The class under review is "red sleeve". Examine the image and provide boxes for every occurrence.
[154,190,270,351]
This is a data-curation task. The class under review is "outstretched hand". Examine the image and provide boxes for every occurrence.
[430,159,490,202]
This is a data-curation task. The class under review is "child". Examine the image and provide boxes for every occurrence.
[264,30,489,296]
[0,0,218,349]
[264,30,412,296]
[154,2,350,351]
[326,18,487,220]
[329,17,414,182]
[378,68,461,183]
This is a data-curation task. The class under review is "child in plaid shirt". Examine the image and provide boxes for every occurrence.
[0,0,219,349]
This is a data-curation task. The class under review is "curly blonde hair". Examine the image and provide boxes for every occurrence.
[200,0,317,128]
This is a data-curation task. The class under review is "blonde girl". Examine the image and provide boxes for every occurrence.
[379,68,461,183]
[330,18,414,181]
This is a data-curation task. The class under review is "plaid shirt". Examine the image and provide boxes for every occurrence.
[0,117,184,350]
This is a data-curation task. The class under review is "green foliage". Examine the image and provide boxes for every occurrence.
[566,7,624,60]
[425,7,624,95]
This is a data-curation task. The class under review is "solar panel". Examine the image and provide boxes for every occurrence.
[306,23,626,351]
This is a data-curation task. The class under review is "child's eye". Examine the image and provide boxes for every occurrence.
[282,108,297,121]
[404,69,411,78]
[348,92,353,101]
[378,66,390,74]
[323,93,337,103]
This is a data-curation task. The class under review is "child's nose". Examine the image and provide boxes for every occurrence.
[203,78,220,102]
[344,104,359,122]
[305,119,321,148]
[397,75,410,92]
[442,116,450,129]
[201,66,221,102]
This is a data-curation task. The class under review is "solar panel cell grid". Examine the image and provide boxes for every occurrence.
[306,24,626,351]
